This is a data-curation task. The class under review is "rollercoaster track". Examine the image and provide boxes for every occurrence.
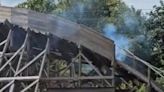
[0,6,115,61]
[0,6,163,92]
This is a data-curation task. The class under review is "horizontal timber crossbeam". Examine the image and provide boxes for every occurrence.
[41,76,113,81]
[0,76,39,82]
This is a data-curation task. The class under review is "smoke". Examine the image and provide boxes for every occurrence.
[103,24,131,61]
[103,10,148,63]
[52,0,146,62]
[57,0,100,28]
[123,11,140,31]
[59,1,85,22]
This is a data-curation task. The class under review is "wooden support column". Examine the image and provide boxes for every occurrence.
[34,33,50,92]
[147,67,151,92]
[70,60,75,79]
[111,44,115,90]
[54,60,58,77]
[0,29,12,67]
[78,44,82,87]
[47,58,50,78]
[9,28,30,92]
[72,59,76,87]
[133,58,137,70]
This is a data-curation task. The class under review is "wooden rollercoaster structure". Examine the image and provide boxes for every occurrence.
[0,6,163,92]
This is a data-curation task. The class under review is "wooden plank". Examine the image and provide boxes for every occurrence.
[0,76,39,82]
[41,76,113,80]
[11,8,28,28]
[28,10,48,32]
[0,6,11,22]
[79,27,114,59]
[48,88,115,92]
[0,6,115,61]
[0,6,11,12]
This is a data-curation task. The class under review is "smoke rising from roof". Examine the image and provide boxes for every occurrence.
[103,23,131,61]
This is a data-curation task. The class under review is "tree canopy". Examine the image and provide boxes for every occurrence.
[17,0,128,30]
[146,1,164,68]
[17,0,56,13]
[145,1,164,86]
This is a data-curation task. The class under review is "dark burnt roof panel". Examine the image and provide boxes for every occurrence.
[0,6,115,61]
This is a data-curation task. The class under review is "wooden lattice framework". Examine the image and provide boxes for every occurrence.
[0,6,163,92]
[0,21,115,92]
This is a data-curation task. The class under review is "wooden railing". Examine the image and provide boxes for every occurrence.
[117,46,164,92]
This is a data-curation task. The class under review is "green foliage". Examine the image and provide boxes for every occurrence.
[145,0,164,86]
[146,0,164,68]
[53,0,125,31]
[136,83,146,92]
[116,6,152,61]
[17,0,126,31]
[17,0,56,13]
[156,77,164,87]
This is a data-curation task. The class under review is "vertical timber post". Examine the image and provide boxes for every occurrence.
[9,28,30,92]
[133,57,137,70]
[34,32,50,92]
[55,60,58,77]
[78,44,82,87]
[0,29,12,67]
[147,67,151,92]
[112,44,115,91]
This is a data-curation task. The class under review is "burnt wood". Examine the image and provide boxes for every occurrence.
[0,6,115,62]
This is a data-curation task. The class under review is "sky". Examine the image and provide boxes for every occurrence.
[122,0,162,12]
[0,0,162,13]
[0,0,26,7]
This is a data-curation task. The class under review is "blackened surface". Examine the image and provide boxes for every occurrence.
[11,25,26,51]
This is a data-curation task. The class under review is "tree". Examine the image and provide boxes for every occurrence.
[18,0,127,31]
[126,7,152,61]
[145,0,164,86]
[52,0,125,31]
[146,0,164,69]
[17,0,56,13]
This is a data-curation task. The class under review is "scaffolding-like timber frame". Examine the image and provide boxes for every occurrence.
[0,6,163,92]
[0,23,115,92]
